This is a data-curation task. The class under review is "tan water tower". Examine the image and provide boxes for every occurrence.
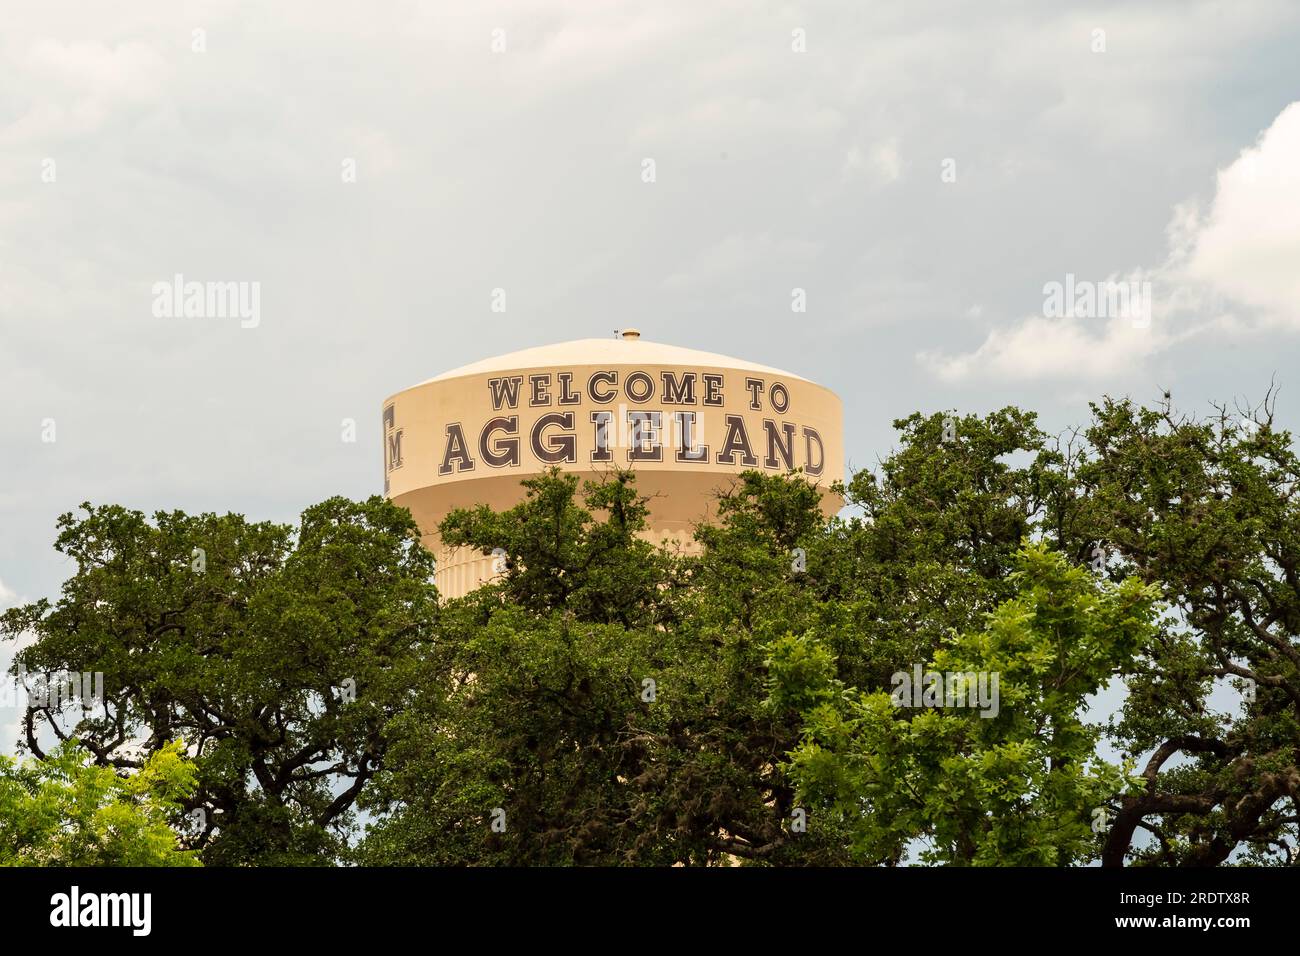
[382,331,844,598]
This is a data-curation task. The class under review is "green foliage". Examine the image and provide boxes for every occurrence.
[1052,396,1300,865]
[358,468,855,865]
[827,408,1059,691]
[776,544,1159,865]
[1,495,437,865]
[7,398,1299,867]
[358,604,672,864]
[439,468,671,626]
[0,741,200,866]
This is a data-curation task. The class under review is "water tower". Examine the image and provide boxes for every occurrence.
[383,331,843,598]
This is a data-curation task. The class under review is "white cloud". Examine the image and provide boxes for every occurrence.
[1181,101,1300,320]
[921,100,1300,383]
[922,313,1168,384]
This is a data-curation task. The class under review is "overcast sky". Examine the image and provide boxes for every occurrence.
[3,0,1300,647]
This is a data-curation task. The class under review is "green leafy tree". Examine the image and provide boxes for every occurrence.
[823,408,1060,691]
[359,468,854,864]
[774,543,1159,865]
[0,740,199,866]
[358,603,673,865]
[360,411,1071,866]
[1,496,438,865]
[1055,395,1300,865]
[657,469,857,863]
[781,398,1299,867]
[9,399,1293,868]
[360,471,685,864]
[438,468,673,627]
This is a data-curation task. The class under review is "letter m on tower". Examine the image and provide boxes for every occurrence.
[384,404,403,493]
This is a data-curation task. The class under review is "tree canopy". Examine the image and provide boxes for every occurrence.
[0,740,199,867]
[1,495,437,865]
[4,397,1298,866]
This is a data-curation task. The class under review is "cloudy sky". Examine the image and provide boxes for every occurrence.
[3,0,1299,646]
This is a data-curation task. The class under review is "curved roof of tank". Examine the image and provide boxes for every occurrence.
[413,335,815,386]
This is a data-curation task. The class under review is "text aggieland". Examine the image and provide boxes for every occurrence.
[385,369,827,478]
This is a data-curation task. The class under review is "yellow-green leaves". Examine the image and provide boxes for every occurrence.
[0,741,200,867]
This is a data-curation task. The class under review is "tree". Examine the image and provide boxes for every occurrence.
[357,603,674,865]
[1054,395,1300,865]
[822,408,1060,692]
[359,470,689,864]
[438,467,673,627]
[0,740,199,867]
[773,543,1159,865]
[774,398,1300,867]
[1,496,438,865]
[359,412,1076,866]
[9,400,1295,867]
[358,468,855,864]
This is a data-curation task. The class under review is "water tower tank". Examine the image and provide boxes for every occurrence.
[382,331,844,598]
